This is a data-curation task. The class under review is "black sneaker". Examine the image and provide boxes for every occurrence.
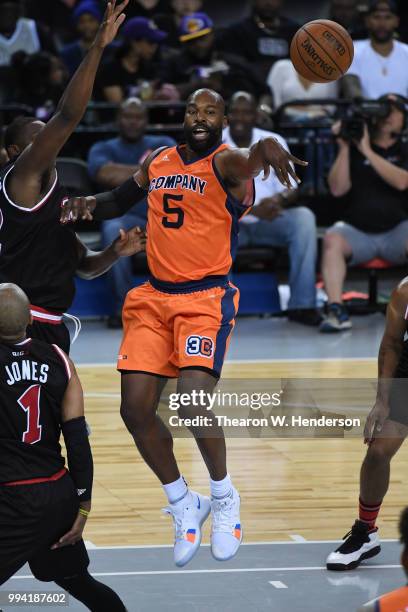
[320,303,352,333]
[326,520,381,571]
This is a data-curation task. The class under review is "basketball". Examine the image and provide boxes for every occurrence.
[290,19,354,83]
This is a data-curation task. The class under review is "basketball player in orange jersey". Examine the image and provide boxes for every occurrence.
[327,277,408,571]
[61,88,307,566]
[357,508,408,611]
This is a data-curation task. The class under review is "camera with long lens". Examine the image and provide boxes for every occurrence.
[340,100,393,141]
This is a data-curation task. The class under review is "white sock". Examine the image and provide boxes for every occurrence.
[210,474,232,499]
[163,475,188,504]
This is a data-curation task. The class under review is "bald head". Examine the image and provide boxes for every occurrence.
[120,97,146,114]
[228,91,257,145]
[118,97,148,143]
[0,284,31,342]
[229,91,256,110]
[187,88,225,114]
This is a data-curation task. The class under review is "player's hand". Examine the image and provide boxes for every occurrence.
[260,138,308,189]
[94,0,128,49]
[60,196,96,224]
[363,399,390,445]
[51,511,87,549]
[112,227,146,257]
[252,197,283,221]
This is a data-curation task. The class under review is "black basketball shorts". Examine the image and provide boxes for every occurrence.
[0,473,89,585]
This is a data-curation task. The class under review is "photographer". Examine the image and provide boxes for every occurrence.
[321,94,408,333]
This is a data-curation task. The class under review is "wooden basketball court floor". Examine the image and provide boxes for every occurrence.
[79,357,408,547]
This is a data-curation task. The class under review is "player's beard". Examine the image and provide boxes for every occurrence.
[184,124,223,153]
[371,29,394,43]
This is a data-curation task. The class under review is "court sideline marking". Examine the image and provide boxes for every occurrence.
[10,565,401,579]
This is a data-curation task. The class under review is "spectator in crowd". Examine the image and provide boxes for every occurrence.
[0,0,56,67]
[321,94,408,333]
[155,0,203,49]
[11,51,68,119]
[343,0,408,99]
[87,97,176,328]
[357,508,408,610]
[61,0,104,77]
[97,16,176,103]
[267,58,339,116]
[223,92,321,326]
[218,0,299,81]
[159,13,271,102]
[329,0,367,39]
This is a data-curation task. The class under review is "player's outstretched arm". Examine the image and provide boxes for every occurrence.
[75,228,146,279]
[215,138,308,190]
[52,355,93,549]
[9,1,128,209]
[60,147,166,223]
[364,281,408,444]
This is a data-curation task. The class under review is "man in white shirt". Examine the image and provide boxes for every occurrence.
[223,91,321,326]
[343,0,408,99]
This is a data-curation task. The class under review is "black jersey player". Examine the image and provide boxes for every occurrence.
[327,277,408,571]
[0,283,127,610]
[0,0,134,353]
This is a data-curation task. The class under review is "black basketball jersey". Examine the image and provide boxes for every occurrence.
[0,162,80,312]
[0,337,70,483]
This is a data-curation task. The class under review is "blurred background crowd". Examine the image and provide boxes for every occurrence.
[2,0,408,331]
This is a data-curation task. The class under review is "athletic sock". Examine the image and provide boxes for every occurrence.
[55,570,127,611]
[359,497,382,530]
[163,475,188,504]
[210,474,232,499]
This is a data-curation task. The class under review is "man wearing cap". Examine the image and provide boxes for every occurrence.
[155,0,203,49]
[97,16,173,103]
[343,0,408,99]
[159,12,271,102]
[61,1,112,77]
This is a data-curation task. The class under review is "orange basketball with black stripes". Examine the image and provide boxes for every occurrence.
[290,19,354,83]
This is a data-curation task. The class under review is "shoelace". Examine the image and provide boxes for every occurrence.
[212,496,235,533]
[337,525,368,553]
[162,502,191,542]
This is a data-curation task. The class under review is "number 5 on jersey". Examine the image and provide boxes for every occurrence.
[162,194,184,229]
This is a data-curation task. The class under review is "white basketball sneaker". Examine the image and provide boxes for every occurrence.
[211,486,242,561]
[163,490,211,567]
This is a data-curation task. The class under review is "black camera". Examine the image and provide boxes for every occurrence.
[340,100,393,142]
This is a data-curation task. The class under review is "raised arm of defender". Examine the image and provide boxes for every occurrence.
[8,0,128,209]
[60,147,161,223]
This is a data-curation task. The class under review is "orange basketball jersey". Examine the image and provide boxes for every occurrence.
[146,143,253,285]
[376,585,408,611]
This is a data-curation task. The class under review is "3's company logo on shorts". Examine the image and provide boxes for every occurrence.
[185,335,214,358]
[118,354,128,360]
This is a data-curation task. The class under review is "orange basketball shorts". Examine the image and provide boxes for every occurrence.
[117,281,239,378]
